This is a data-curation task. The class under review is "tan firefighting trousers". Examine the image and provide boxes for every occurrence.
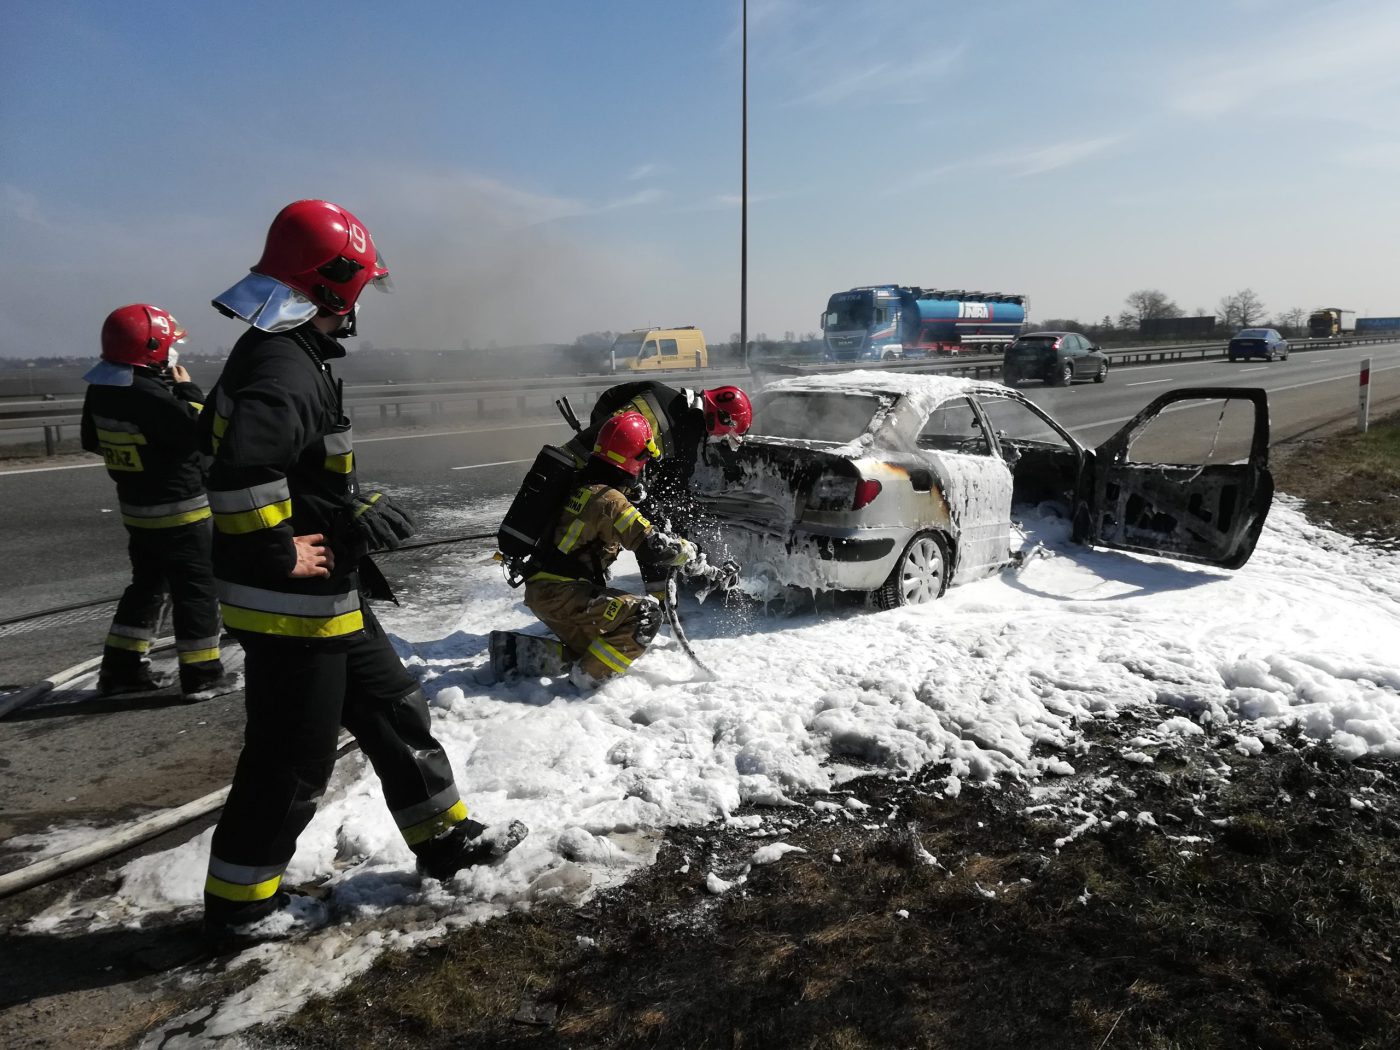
[523,578,657,681]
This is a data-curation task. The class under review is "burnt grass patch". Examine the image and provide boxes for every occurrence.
[264,719,1400,1050]
[248,418,1400,1050]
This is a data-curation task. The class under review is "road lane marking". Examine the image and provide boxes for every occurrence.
[450,458,535,471]
[0,461,104,477]
[1238,366,1267,373]
[358,421,569,444]
[1069,362,1400,434]
[1126,379,1172,386]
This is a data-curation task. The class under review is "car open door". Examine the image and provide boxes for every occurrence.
[1075,387,1274,569]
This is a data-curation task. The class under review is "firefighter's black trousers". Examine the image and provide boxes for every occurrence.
[204,606,465,921]
[103,520,222,683]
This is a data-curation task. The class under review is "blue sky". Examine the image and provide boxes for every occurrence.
[4,0,1400,357]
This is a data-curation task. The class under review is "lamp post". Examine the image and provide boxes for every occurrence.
[740,0,748,370]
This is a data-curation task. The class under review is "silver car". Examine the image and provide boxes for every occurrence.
[691,372,1273,607]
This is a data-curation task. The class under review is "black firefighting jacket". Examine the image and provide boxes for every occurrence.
[562,381,707,525]
[80,368,211,529]
[199,324,368,642]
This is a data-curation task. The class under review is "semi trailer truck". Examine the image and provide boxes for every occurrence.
[821,286,1027,361]
[1307,308,1356,338]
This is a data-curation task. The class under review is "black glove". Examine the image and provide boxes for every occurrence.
[695,558,741,603]
[351,491,417,552]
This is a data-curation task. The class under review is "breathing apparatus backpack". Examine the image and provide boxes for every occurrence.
[496,397,585,587]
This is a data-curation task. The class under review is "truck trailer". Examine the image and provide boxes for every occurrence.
[1307,308,1356,339]
[1355,316,1400,335]
[821,286,1027,361]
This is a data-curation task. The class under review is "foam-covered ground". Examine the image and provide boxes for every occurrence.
[21,498,1400,1047]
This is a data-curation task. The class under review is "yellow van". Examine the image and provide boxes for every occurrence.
[607,327,708,372]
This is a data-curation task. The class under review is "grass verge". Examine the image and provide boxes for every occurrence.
[248,413,1400,1050]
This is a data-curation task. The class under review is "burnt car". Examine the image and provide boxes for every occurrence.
[1002,331,1109,386]
[691,373,1273,608]
[1227,328,1289,362]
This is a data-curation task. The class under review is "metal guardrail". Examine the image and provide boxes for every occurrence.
[4,337,1399,455]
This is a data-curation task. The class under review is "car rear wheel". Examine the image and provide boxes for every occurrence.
[873,532,949,609]
[1094,360,1107,383]
[1055,361,1074,386]
[1002,369,1018,386]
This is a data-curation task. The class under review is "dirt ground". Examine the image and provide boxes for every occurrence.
[2,412,1398,1049]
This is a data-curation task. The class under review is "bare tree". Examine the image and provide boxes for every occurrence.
[1118,289,1181,330]
[1218,289,1267,329]
[1273,307,1306,335]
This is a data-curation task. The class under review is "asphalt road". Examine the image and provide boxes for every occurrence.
[1,340,1397,679]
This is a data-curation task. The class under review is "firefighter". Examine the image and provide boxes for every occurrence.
[80,304,234,700]
[561,381,754,536]
[492,411,729,690]
[199,199,525,943]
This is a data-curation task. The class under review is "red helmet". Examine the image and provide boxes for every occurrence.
[100,304,187,367]
[251,199,390,315]
[702,386,753,437]
[592,411,658,477]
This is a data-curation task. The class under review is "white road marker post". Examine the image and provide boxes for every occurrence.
[1358,357,1372,433]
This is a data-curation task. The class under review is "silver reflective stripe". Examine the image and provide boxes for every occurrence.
[500,524,533,545]
[119,495,211,518]
[392,784,460,830]
[207,856,287,885]
[323,430,354,455]
[177,635,222,652]
[208,479,291,513]
[212,272,319,333]
[92,415,142,435]
[108,623,155,640]
[217,581,359,617]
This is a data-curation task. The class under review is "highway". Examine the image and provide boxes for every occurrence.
[1,341,1397,684]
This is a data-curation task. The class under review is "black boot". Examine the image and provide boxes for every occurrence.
[414,818,529,880]
[97,663,172,697]
[179,664,241,702]
[202,890,328,948]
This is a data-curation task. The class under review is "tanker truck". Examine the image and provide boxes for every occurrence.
[821,286,1028,361]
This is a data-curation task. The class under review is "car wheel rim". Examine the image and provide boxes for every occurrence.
[900,537,945,604]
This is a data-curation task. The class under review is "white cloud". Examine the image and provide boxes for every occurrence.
[1004,136,1122,177]
[1169,0,1400,117]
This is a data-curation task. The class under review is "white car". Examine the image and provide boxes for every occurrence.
[691,372,1273,606]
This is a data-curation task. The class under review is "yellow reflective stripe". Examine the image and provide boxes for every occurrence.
[615,507,640,531]
[557,518,585,553]
[352,492,381,518]
[324,452,354,474]
[205,871,283,903]
[178,647,220,665]
[602,449,627,465]
[220,605,364,639]
[100,445,144,472]
[211,413,229,454]
[187,401,204,412]
[213,500,292,535]
[630,397,666,457]
[587,638,632,674]
[526,571,583,584]
[105,633,151,653]
[96,428,147,446]
[122,507,212,529]
[400,799,469,847]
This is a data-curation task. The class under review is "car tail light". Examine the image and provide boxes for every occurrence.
[853,479,882,509]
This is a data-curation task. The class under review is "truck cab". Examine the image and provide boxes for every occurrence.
[607,327,708,372]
